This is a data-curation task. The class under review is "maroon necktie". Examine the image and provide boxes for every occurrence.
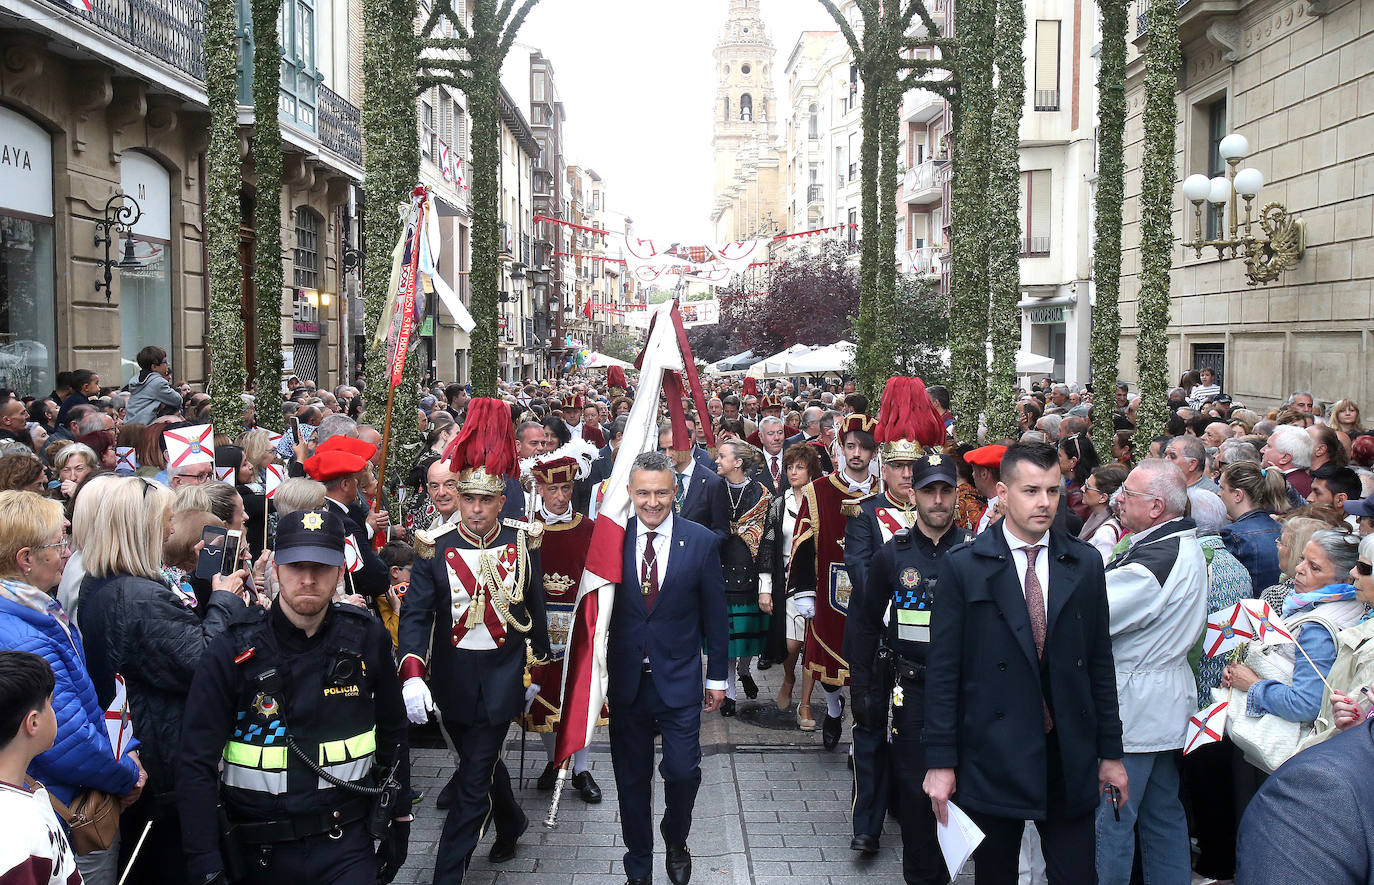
[770,455,781,487]
[1023,544,1053,732]
[641,531,660,611]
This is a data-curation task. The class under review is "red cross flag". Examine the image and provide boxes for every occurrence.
[252,426,284,449]
[344,535,363,573]
[1240,599,1295,646]
[1204,604,1254,657]
[164,424,215,468]
[104,674,132,758]
[114,446,138,472]
[68,0,91,11]
[264,464,286,499]
[216,466,236,483]
[1184,699,1229,755]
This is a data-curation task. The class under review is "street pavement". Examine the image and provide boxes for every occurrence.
[392,660,979,884]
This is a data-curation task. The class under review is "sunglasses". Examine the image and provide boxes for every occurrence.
[1356,561,1373,577]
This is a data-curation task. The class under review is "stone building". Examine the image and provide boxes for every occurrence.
[711,0,785,242]
[1117,0,1374,410]
[0,0,365,397]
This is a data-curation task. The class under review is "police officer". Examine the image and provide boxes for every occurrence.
[843,452,971,885]
[177,509,411,885]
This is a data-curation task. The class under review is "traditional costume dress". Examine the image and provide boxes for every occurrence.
[793,473,868,687]
[722,478,771,659]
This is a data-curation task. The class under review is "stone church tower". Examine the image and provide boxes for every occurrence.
[710,0,784,242]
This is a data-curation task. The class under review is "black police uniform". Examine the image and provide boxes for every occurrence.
[178,599,410,884]
[844,516,971,885]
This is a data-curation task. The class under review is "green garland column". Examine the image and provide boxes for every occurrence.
[205,0,246,431]
[251,0,285,421]
[984,0,1025,441]
[465,6,503,397]
[948,0,994,441]
[1089,0,1127,456]
[361,0,420,486]
[1135,0,1180,442]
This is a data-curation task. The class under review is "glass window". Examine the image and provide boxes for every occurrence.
[1034,21,1060,111]
[294,207,321,290]
[0,107,56,397]
[119,152,174,385]
[1207,98,1227,240]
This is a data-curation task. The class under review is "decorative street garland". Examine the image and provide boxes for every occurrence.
[252,0,285,421]
[205,0,245,431]
[1089,0,1127,457]
[1135,0,1181,442]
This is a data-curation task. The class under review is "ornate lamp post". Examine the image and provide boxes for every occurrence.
[94,193,143,303]
[1179,133,1305,286]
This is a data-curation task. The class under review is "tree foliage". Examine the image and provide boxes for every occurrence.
[205,0,245,432]
[1090,0,1127,456]
[416,0,543,397]
[881,272,948,384]
[1136,0,1181,442]
[251,0,285,424]
[716,240,859,357]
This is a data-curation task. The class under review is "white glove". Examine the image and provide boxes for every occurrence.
[523,683,541,713]
[794,596,816,619]
[402,677,434,725]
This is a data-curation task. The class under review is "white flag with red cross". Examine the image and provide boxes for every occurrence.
[1184,699,1228,755]
[164,424,215,468]
[114,447,138,472]
[1240,599,1295,646]
[104,674,131,758]
[344,535,363,573]
[264,464,286,499]
[1203,604,1254,658]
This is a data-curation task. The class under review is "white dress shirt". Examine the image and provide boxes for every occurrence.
[764,451,783,484]
[841,472,873,494]
[976,495,1000,535]
[1002,521,1051,606]
[634,513,726,691]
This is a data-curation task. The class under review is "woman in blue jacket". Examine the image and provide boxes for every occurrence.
[0,489,144,885]
[1219,461,1289,595]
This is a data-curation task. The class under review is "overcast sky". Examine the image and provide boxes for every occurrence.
[514,0,838,241]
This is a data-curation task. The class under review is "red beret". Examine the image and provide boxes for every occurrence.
[303,449,369,482]
[964,444,1007,468]
[315,435,378,461]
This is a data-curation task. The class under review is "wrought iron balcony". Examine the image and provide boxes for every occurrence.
[1034,89,1060,112]
[318,85,362,166]
[807,183,824,204]
[1020,236,1051,256]
[43,0,206,79]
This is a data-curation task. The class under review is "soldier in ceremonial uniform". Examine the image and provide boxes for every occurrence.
[523,443,602,803]
[840,377,947,856]
[844,451,972,883]
[397,398,551,884]
[178,509,411,885]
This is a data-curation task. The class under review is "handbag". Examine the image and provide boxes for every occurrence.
[48,788,121,855]
[1217,612,1341,774]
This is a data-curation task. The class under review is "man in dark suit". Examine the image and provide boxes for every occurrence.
[1236,717,1374,883]
[682,414,717,474]
[305,447,390,599]
[753,415,788,496]
[785,406,824,450]
[659,423,730,541]
[609,451,729,885]
[580,415,626,514]
[923,441,1127,884]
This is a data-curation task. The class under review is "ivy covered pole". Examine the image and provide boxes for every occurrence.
[362,0,420,486]
[251,0,285,423]
[983,0,1025,441]
[1135,0,1180,442]
[818,0,953,401]
[1089,0,1127,456]
[947,0,994,441]
[204,0,246,432]
[417,0,543,397]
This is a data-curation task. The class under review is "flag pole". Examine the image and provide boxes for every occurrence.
[377,381,398,507]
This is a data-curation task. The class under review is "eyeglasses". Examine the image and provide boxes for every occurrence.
[1117,486,1160,502]
[34,538,70,553]
[1355,561,1373,577]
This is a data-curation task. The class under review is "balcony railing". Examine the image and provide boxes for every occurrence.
[45,0,206,79]
[1020,236,1051,256]
[318,85,362,165]
[903,159,940,202]
[807,183,824,204]
[1034,89,1060,111]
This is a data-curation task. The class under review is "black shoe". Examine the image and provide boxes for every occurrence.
[822,696,845,751]
[488,815,529,863]
[660,821,691,884]
[846,753,854,771]
[435,773,458,809]
[626,878,651,885]
[850,834,880,855]
[408,787,425,806]
[720,697,737,717]
[536,760,558,791]
[756,657,773,670]
[572,769,603,803]
[739,670,758,700]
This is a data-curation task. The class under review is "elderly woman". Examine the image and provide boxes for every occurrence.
[253,477,326,600]
[714,439,772,717]
[0,452,46,493]
[52,443,98,500]
[1304,534,1374,746]
[76,477,249,885]
[0,490,146,885]
[758,443,825,729]
[1078,464,1127,564]
[1223,530,1367,731]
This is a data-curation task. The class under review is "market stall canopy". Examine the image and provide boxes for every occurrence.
[784,340,855,374]
[747,344,815,378]
[937,346,1056,376]
[706,350,756,375]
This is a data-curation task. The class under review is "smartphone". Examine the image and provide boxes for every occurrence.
[221,529,243,577]
[195,525,230,580]
[289,415,302,444]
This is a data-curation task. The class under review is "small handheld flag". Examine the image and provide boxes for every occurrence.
[115,447,138,472]
[1204,604,1254,658]
[344,535,363,573]
[104,674,132,758]
[215,466,236,483]
[164,424,215,468]
[1240,599,1295,646]
[1184,699,1228,755]
[264,464,286,499]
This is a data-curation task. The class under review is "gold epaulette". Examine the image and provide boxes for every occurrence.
[840,492,876,519]
[502,517,544,550]
[414,521,458,559]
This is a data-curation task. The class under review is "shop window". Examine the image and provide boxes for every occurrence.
[0,107,56,397]
[119,151,174,384]
[294,207,322,290]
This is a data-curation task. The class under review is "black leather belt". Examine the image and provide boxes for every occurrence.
[233,797,371,844]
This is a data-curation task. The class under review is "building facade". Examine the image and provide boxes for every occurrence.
[1118,0,1374,410]
[0,0,364,397]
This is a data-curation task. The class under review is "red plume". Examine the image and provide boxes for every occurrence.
[742,377,758,396]
[607,366,627,390]
[874,377,945,448]
[443,397,518,478]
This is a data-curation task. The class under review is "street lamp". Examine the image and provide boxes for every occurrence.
[1179,133,1305,286]
[94,192,143,303]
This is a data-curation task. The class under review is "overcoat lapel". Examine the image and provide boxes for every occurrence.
[977,528,1039,674]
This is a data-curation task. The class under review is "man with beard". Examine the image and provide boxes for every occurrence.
[844,452,972,881]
